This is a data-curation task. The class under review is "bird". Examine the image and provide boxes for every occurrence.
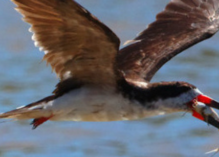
[1,0,219,130]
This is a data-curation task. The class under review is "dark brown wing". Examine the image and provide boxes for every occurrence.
[12,0,120,88]
[117,0,219,86]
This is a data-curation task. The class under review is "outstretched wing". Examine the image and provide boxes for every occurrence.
[12,0,120,92]
[117,0,219,86]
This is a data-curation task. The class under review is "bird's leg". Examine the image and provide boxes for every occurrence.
[187,95,219,129]
[31,114,53,129]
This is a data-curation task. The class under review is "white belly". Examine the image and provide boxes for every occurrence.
[37,86,150,121]
[27,85,198,122]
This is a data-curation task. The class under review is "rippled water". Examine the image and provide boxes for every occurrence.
[0,0,219,157]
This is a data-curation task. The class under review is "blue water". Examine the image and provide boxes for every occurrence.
[0,0,219,156]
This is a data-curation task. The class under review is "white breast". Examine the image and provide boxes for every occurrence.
[32,87,201,122]
[38,86,147,121]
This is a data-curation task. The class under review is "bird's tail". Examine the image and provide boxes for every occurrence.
[0,95,55,129]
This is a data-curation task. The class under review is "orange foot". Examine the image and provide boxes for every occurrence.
[31,115,53,129]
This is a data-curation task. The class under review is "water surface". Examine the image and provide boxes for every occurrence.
[0,0,219,157]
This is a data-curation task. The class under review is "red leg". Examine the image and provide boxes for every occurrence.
[31,115,53,129]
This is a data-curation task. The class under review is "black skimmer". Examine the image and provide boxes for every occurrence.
[1,0,219,130]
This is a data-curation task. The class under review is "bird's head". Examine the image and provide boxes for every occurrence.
[142,82,219,129]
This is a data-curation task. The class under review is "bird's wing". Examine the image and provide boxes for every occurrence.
[12,0,120,95]
[117,0,219,87]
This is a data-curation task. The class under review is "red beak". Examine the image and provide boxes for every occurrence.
[190,94,219,129]
[197,95,219,110]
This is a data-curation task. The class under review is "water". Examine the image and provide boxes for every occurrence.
[0,0,219,156]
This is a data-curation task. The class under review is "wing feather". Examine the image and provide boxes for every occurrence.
[12,0,120,88]
[117,0,219,86]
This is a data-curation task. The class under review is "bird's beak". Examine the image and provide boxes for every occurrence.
[188,94,219,129]
[197,95,219,110]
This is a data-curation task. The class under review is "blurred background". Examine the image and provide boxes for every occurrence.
[0,0,219,156]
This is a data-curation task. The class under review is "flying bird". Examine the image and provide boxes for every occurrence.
[1,0,219,129]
